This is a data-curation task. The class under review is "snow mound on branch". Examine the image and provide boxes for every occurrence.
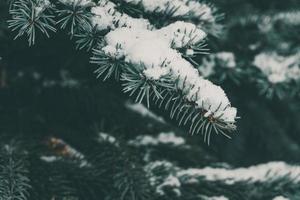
[103,22,236,123]
[123,0,215,22]
[128,132,185,147]
[253,52,300,84]
[145,160,300,198]
[273,196,289,200]
[91,0,152,31]
[125,102,165,122]
[205,196,229,200]
[177,161,300,184]
[59,0,92,6]
[35,0,51,16]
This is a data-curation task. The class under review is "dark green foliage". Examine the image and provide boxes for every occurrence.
[182,40,210,66]
[91,45,124,81]
[8,0,56,45]
[74,23,103,51]
[56,0,94,36]
[152,87,236,145]
[1,0,300,199]
[224,10,300,100]
[121,64,174,108]
[0,142,31,200]
[6,0,238,141]
[112,0,223,36]
[91,143,154,200]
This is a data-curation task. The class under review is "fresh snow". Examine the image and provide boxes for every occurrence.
[205,196,229,200]
[122,0,215,23]
[177,161,300,184]
[97,132,117,144]
[69,0,237,123]
[103,22,236,123]
[35,0,50,16]
[91,0,152,31]
[125,102,165,123]
[253,52,300,84]
[59,0,92,6]
[128,132,185,146]
[156,175,181,196]
[145,160,300,197]
[273,196,290,200]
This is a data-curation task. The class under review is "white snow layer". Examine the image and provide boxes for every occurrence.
[125,102,165,122]
[273,196,290,200]
[128,132,185,146]
[156,175,182,196]
[35,0,51,16]
[145,160,300,198]
[177,161,300,185]
[122,0,215,22]
[59,0,92,6]
[97,132,117,144]
[205,196,229,200]
[103,22,236,123]
[253,52,300,84]
[73,0,237,123]
[91,0,152,31]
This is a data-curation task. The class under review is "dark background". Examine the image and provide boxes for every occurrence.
[0,0,299,168]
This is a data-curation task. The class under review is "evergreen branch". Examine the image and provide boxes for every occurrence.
[252,51,300,99]
[0,142,31,200]
[93,19,237,142]
[114,0,189,28]
[86,141,155,200]
[152,86,236,145]
[28,137,105,200]
[28,157,77,200]
[121,64,174,108]
[91,45,124,81]
[46,132,156,200]
[6,0,17,8]
[74,23,103,51]
[256,78,291,100]
[8,0,56,45]
[112,0,223,36]
[7,0,238,142]
[56,0,94,36]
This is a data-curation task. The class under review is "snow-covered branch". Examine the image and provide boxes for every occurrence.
[8,0,238,141]
[253,52,300,84]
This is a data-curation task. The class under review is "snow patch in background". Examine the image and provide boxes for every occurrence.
[178,161,300,184]
[125,101,165,123]
[273,196,290,200]
[128,131,185,147]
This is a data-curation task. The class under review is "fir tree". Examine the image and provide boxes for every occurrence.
[0,0,299,199]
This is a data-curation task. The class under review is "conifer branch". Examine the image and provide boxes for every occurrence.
[8,0,56,45]
[56,0,94,36]
[7,0,238,142]
[0,143,31,200]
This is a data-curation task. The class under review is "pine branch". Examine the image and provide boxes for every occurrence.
[225,11,300,100]
[121,64,174,108]
[56,0,94,36]
[8,0,56,45]
[91,44,124,81]
[74,23,103,51]
[7,0,238,142]
[56,131,157,200]
[112,0,224,36]
[0,142,31,200]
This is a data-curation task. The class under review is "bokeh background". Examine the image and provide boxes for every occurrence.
[0,0,300,199]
